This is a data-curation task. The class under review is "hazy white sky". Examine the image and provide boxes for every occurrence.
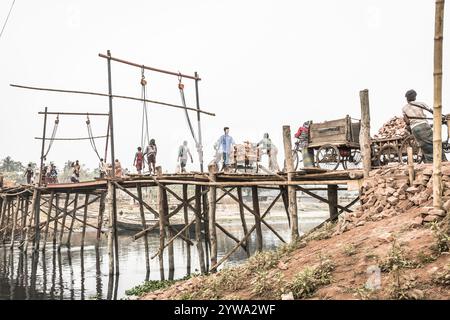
[0,0,448,173]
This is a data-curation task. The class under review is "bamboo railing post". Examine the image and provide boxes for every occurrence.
[107,181,115,276]
[42,191,55,251]
[407,147,415,185]
[237,187,250,257]
[182,184,191,275]
[137,184,150,275]
[359,89,371,179]
[195,185,206,274]
[433,0,445,210]
[81,194,90,250]
[9,195,20,249]
[252,186,263,252]
[282,125,299,241]
[58,193,70,250]
[66,193,79,247]
[208,164,218,269]
[156,167,166,280]
[96,192,106,243]
[327,185,338,220]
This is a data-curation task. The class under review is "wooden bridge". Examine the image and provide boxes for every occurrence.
[0,166,362,279]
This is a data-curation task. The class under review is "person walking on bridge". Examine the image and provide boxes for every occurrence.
[216,127,235,172]
[177,141,194,173]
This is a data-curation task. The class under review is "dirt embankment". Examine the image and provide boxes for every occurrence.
[140,164,450,300]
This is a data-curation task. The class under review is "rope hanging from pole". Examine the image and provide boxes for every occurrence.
[141,67,150,149]
[178,73,199,147]
[86,114,102,160]
[43,115,59,159]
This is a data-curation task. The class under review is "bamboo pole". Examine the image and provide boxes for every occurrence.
[32,191,42,251]
[58,193,70,250]
[41,191,55,250]
[208,164,218,269]
[96,192,106,243]
[81,194,90,250]
[183,184,191,275]
[237,187,250,257]
[21,196,29,243]
[0,198,7,240]
[23,191,37,252]
[137,185,150,274]
[1,200,11,243]
[66,193,79,247]
[282,125,299,241]
[9,195,20,249]
[252,186,263,252]
[107,181,115,275]
[195,185,206,274]
[433,0,445,210]
[359,89,371,178]
[52,194,59,246]
[157,167,165,280]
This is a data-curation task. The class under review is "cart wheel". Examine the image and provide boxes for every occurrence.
[291,149,300,171]
[399,134,423,164]
[346,149,362,169]
[316,145,340,170]
[378,144,399,166]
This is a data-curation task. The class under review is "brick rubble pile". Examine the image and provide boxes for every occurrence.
[336,163,450,235]
[373,116,409,140]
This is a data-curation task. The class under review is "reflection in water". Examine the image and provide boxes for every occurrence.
[0,218,323,300]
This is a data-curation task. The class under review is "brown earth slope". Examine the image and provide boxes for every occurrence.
[141,164,450,300]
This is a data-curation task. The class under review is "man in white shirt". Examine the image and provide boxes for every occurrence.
[402,89,446,163]
[177,141,193,173]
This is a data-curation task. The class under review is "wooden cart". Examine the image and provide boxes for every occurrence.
[307,116,362,170]
[370,134,422,166]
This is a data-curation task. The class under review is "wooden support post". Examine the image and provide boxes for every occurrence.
[279,186,291,226]
[252,186,263,252]
[96,192,106,243]
[81,194,90,250]
[195,185,206,274]
[327,185,338,220]
[66,193,79,247]
[208,164,218,270]
[359,89,371,179]
[407,147,415,186]
[24,191,37,252]
[282,125,299,241]
[165,189,175,280]
[183,184,191,275]
[52,194,59,246]
[0,197,7,240]
[9,195,20,249]
[58,193,70,250]
[156,166,165,280]
[202,185,210,272]
[42,191,55,251]
[237,187,250,257]
[433,0,445,210]
[20,196,28,243]
[32,190,42,251]
[137,185,150,275]
[107,181,115,276]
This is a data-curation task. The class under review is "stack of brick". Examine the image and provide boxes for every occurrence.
[373,116,409,140]
[335,163,450,235]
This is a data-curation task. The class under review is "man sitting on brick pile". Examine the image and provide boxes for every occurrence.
[402,89,447,163]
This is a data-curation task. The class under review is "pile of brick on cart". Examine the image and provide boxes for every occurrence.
[373,116,409,140]
[335,163,450,235]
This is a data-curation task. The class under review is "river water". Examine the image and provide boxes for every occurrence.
[0,212,327,300]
